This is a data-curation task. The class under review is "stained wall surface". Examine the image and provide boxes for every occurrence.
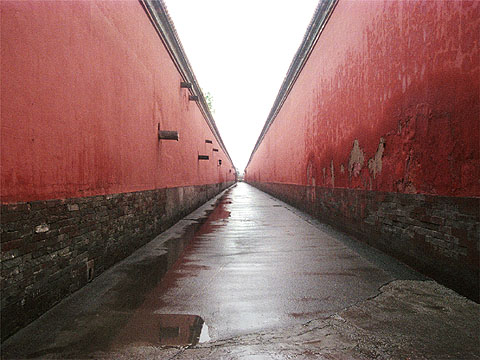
[245,0,479,300]
[1,0,235,203]
[0,0,235,339]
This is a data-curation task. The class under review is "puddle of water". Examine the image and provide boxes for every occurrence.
[205,196,231,222]
[190,194,232,238]
[157,314,208,346]
[114,314,210,347]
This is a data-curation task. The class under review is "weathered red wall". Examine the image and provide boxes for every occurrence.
[245,0,479,301]
[246,0,479,197]
[1,0,235,204]
[0,0,236,339]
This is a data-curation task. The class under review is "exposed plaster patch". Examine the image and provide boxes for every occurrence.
[307,162,312,183]
[330,160,335,188]
[306,160,316,202]
[368,138,386,179]
[322,168,326,184]
[348,140,365,178]
[405,183,417,194]
[340,164,345,174]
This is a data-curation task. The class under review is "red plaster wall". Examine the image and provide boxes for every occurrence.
[245,0,479,198]
[1,0,235,204]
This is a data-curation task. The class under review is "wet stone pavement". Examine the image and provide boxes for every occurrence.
[2,183,479,359]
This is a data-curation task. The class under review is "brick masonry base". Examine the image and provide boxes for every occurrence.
[248,181,479,303]
[0,181,235,340]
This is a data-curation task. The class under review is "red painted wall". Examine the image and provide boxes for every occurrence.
[245,0,479,198]
[1,0,235,204]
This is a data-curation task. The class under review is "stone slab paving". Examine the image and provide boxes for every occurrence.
[95,280,479,359]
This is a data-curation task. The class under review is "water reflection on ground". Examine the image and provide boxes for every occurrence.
[113,314,209,347]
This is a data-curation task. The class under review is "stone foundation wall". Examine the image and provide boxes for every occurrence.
[248,181,479,302]
[0,181,234,340]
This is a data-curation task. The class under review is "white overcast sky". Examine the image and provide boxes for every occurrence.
[164,0,319,172]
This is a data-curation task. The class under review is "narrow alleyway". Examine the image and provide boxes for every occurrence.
[2,183,479,359]
[140,182,409,337]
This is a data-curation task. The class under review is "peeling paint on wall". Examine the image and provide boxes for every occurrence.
[244,0,480,303]
[348,140,365,178]
[368,138,385,179]
[245,0,479,198]
[306,159,316,202]
[330,159,335,187]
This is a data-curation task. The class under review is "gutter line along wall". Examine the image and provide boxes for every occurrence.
[245,0,479,301]
[0,0,235,339]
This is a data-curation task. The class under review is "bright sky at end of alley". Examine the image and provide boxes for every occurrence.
[164,0,320,172]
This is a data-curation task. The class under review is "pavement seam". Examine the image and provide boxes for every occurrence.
[166,348,187,360]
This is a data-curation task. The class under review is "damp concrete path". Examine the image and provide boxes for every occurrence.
[2,183,479,359]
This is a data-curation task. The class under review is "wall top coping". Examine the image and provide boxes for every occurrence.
[246,0,338,170]
[139,0,235,168]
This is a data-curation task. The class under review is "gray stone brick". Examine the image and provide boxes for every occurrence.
[0,182,234,340]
